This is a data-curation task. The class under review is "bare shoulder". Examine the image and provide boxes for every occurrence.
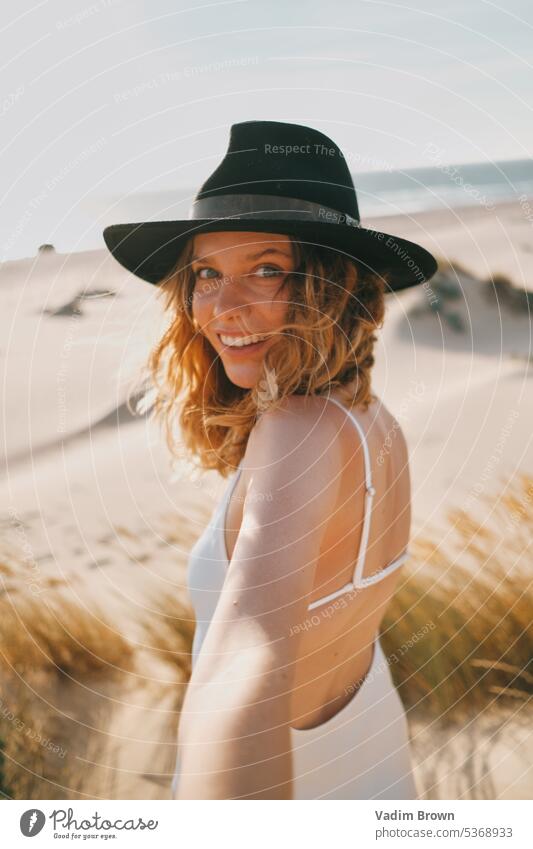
[232,395,347,557]
[371,396,411,494]
[369,394,407,448]
[244,394,345,482]
[193,397,348,659]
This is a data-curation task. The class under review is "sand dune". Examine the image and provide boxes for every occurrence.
[1,197,531,799]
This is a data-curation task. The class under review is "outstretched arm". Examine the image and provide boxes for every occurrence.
[173,397,341,799]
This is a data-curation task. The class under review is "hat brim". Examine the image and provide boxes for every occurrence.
[102,218,437,293]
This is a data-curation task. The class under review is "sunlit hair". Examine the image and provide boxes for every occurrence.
[140,235,390,477]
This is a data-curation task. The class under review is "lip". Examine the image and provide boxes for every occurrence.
[213,329,265,337]
[216,332,269,355]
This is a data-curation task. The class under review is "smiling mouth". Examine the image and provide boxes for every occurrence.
[217,332,270,349]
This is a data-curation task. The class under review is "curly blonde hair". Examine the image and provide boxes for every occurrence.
[140,235,390,477]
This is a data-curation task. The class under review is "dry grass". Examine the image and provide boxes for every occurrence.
[0,538,134,677]
[382,473,533,724]
[409,260,469,330]
[482,272,533,313]
[1,470,531,799]
[0,542,136,799]
[139,590,195,680]
[0,592,134,677]
[433,257,533,314]
[0,674,112,800]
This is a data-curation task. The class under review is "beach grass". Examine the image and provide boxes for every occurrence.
[139,590,195,680]
[1,471,531,798]
[381,473,533,723]
[0,545,135,799]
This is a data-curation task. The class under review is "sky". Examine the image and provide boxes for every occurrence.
[1,0,533,260]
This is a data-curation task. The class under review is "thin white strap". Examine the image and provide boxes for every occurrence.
[354,549,410,588]
[306,548,410,610]
[325,397,375,589]
[307,581,355,610]
[326,397,373,492]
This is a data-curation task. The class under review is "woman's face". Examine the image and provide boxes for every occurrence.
[191,231,295,389]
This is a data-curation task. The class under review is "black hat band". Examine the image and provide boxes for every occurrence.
[188,193,360,228]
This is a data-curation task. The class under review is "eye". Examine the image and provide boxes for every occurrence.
[194,266,219,279]
[254,265,285,278]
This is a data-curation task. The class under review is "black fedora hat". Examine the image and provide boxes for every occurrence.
[103,120,437,293]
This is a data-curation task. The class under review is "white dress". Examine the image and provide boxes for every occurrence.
[172,396,419,799]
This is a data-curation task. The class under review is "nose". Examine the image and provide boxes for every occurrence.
[212,272,251,320]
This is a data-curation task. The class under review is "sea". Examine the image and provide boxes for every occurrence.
[102,157,533,224]
[353,156,533,218]
[5,157,533,261]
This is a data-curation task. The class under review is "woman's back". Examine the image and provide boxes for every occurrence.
[224,391,411,731]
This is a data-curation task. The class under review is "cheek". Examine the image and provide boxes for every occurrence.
[255,297,287,329]
[191,287,211,323]
[269,284,291,322]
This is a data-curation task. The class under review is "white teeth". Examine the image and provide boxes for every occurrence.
[220,333,268,348]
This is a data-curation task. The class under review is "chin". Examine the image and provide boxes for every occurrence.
[222,361,262,390]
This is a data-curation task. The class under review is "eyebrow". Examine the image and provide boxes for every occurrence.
[191,248,293,263]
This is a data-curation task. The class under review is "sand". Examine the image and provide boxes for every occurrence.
[0,197,531,799]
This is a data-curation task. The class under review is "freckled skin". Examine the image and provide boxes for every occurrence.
[191,231,295,389]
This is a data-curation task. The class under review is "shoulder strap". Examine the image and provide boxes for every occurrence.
[325,396,376,588]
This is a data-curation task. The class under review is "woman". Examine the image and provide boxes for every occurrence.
[103,120,437,800]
